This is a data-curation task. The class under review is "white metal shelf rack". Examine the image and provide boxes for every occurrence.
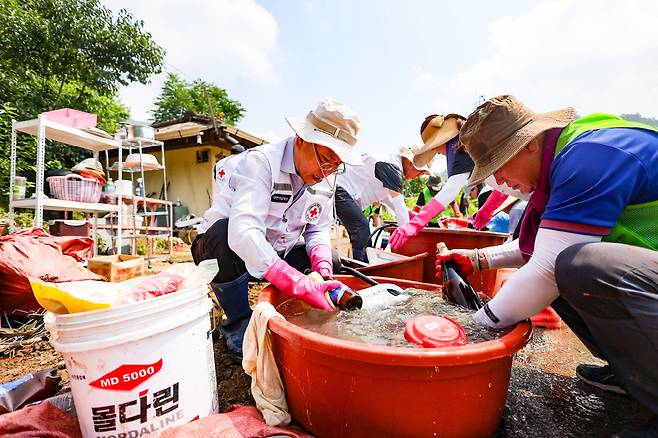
[9,114,120,255]
[106,137,173,264]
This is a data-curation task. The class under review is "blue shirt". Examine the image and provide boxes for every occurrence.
[541,127,658,235]
[446,137,474,177]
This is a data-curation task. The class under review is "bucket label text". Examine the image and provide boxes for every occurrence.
[89,359,163,391]
[91,382,180,433]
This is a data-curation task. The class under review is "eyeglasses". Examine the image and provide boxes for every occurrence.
[312,144,345,177]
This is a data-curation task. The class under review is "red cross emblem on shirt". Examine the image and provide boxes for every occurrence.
[218,168,226,179]
[305,202,322,223]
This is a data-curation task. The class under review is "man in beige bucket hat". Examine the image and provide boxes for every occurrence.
[192,98,362,358]
[389,113,476,251]
[437,95,658,433]
[335,145,431,261]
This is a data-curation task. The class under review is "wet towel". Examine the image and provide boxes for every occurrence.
[242,302,291,426]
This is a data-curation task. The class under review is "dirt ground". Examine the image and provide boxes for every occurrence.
[0,280,653,437]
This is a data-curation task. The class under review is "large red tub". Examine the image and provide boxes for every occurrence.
[260,275,532,438]
[390,227,508,294]
[355,252,428,282]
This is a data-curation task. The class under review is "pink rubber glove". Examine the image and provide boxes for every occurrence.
[263,260,339,310]
[389,198,444,251]
[408,210,417,220]
[308,244,333,279]
[472,190,508,230]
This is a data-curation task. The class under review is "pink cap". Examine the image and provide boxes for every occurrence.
[404,315,468,348]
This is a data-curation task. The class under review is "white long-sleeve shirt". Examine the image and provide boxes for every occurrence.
[201,137,335,278]
[474,229,600,328]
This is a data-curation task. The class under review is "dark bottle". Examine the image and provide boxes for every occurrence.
[307,272,364,310]
[327,284,363,310]
[438,243,483,311]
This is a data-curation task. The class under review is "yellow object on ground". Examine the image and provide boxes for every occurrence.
[30,279,112,314]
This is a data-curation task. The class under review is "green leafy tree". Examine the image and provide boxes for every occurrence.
[404,176,426,199]
[0,0,165,206]
[0,104,35,203]
[0,0,165,112]
[151,73,245,125]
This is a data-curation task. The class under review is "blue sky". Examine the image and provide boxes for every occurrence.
[107,0,658,172]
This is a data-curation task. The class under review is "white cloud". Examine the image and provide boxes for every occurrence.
[107,0,279,120]
[414,0,658,117]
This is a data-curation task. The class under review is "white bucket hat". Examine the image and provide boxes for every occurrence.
[286,98,363,165]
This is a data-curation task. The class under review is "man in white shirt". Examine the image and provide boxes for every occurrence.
[191,99,362,358]
[336,147,430,261]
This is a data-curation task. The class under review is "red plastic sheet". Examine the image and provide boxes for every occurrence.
[11,228,94,262]
[0,401,81,438]
[0,228,101,314]
[155,405,315,438]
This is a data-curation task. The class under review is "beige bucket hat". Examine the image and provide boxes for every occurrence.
[410,113,464,168]
[460,95,575,185]
[399,146,432,172]
[286,98,362,165]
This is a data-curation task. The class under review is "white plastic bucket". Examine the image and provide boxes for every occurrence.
[45,285,218,438]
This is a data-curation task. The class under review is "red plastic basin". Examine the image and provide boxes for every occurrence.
[389,227,508,295]
[356,252,428,282]
[259,275,532,438]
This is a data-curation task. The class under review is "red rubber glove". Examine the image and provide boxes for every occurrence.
[263,260,338,310]
[308,244,333,279]
[390,198,444,251]
[472,190,508,230]
[435,248,480,280]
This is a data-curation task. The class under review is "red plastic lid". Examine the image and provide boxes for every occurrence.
[404,315,468,348]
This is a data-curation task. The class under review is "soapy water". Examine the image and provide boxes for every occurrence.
[278,288,510,348]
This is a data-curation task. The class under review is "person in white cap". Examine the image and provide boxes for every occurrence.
[389,114,474,251]
[335,146,431,261]
[191,98,362,358]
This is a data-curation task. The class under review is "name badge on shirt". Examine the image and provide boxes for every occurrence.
[271,182,292,203]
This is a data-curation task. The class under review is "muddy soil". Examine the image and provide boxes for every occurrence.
[496,328,652,437]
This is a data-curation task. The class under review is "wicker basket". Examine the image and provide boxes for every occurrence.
[47,174,102,203]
